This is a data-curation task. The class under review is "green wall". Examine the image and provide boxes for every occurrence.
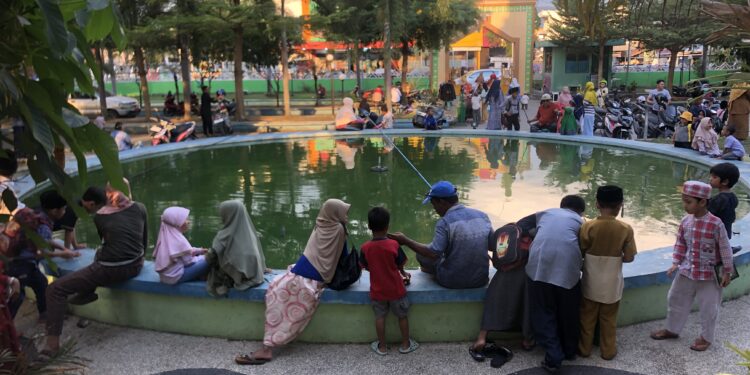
[105,78,431,98]
[612,70,734,89]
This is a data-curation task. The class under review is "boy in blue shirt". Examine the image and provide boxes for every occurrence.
[424,107,438,131]
[715,125,745,161]
[708,162,742,253]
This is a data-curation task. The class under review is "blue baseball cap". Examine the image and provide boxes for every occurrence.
[422,181,458,204]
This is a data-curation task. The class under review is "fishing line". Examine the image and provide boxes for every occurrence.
[377,128,432,189]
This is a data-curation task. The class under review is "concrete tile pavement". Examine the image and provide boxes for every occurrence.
[16,294,749,375]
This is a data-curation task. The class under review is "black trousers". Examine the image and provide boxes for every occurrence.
[504,114,520,131]
[201,113,213,136]
[528,278,581,367]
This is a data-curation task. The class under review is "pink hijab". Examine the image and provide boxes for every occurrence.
[153,207,193,272]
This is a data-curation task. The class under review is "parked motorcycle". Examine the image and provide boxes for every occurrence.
[212,107,234,136]
[163,93,199,116]
[150,117,198,145]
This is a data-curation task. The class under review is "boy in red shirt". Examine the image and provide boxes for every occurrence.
[361,207,419,355]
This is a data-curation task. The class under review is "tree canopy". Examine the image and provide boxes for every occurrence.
[0,0,127,209]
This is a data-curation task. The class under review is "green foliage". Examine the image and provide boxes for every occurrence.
[550,0,628,46]
[726,342,750,373]
[0,0,127,207]
[628,0,714,51]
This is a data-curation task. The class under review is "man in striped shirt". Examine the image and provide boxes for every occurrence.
[650,181,734,352]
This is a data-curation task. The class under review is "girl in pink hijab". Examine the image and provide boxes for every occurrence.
[558,86,573,108]
[153,207,209,284]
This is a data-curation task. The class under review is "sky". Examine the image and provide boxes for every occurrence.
[536,0,555,11]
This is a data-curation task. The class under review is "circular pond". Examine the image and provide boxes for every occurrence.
[55,136,750,268]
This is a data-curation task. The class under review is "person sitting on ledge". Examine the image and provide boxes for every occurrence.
[235,199,351,365]
[153,207,209,285]
[42,186,147,357]
[388,181,492,289]
[335,97,365,131]
[205,201,267,296]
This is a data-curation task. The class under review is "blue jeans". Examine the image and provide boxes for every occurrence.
[178,258,210,283]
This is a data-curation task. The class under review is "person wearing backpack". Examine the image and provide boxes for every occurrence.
[470,213,537,364]
[578,186,637,360]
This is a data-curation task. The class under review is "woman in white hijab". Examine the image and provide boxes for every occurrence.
[235,199,350,365]
[334,97,364,131]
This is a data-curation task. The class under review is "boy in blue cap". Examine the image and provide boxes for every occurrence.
[389,181,493,289]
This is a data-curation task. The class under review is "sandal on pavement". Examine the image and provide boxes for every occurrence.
[370,341,387,356]
[650,329,679,340]
[690,337,711,352]
[398,338,419,354]
[468,345,486,362]
[234,353,270,365]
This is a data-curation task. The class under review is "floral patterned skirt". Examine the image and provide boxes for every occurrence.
[263,269,325,347]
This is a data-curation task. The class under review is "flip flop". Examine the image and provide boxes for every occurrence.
[398,338,420,354]
[468,345,485,362]
[650,329,679,340]
[234,353,270,365]
[690,337,711,352]
[370,341,387,356]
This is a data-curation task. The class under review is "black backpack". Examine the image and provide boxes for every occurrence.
[327,233,362,291]
[489,223,531,272]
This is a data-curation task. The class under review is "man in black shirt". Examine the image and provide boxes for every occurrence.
[43,186,146,356]
[200,85,213,137]
[52,206,85,249]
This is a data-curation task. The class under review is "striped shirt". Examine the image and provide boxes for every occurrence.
[673,212,733,281]
[583,101,595,116]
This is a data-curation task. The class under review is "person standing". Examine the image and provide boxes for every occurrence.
[650,181,733,352]
[596,80,609,108]
[486,75,504,130]
[502,87,521,131]
[526,195,586,372]
[200,85,213,137]
[578,186,637,360]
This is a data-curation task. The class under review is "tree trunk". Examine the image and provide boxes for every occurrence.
[95,46,108,118]
[596,40,607,83]
[353,42,361,96]
[107,48,117,95]
[179,33,192,120]
[667,48,679,91]
[383,0,392,113]
[400,39,409,88]
[699,44,709,78]
[233,22,245,120]
[428,51,434,91]
[134,47,152,119]
[281,0,291,116]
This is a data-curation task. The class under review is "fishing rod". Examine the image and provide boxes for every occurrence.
[377,128,432,189]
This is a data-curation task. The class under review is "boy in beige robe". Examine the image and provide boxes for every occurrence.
[578,185,637,360]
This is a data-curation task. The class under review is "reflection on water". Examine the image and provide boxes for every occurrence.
[53,136,749,268]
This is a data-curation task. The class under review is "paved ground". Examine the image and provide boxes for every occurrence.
[14,294,750,374]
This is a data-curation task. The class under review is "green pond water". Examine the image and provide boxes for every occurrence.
[38,136,750,269]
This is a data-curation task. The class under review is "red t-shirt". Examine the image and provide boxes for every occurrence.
[360,238,407,301]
